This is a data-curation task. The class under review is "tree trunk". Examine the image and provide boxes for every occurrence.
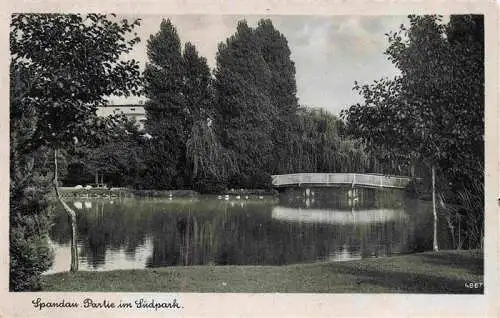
[432,165,439,252]
[53,148,79,272]
[185,211,191,266]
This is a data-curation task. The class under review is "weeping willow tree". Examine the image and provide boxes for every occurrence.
[186,120,238,193]
[334,138,369,173]
[286,107,369,174]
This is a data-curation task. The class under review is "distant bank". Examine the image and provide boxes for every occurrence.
[54,187,278,198]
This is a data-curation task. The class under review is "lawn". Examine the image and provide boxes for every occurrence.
[41,250,483,293]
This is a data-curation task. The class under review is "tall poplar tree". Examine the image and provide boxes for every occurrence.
[182,42,213,132]
[214,20,276,188]
[144,19,186,188]
[255,19,300,174]
[256,19,298,115]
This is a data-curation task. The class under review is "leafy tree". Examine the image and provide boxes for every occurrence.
[213,18,368,187]
[214,20,276,188]
[182,42,214,132]
[342,15,484,250]
[290,107,368,173]
[10,13,142,274]
[143,19,186,189]
[183,42,237,191]
[185,121,238,193]
[143,20,236,191]
[255,19,299,174]
[64,118,147,188]
[10,68,54,290]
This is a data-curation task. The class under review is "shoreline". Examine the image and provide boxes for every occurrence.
[54,187,279,199]
[41,249,483,293]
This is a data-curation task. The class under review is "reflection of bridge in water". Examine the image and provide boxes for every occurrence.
[271,206,407,225]
[272,173,413,189]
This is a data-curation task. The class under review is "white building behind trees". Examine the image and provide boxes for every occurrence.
[96,104,147,131]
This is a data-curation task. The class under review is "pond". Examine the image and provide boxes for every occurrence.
[45,187,453,273]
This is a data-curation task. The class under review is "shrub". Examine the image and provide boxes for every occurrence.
[10,168,54,291]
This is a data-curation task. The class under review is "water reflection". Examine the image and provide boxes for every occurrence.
[46,188,450,273]
[272,207,407,224]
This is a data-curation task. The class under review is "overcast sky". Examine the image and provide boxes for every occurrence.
[112,15,409,116]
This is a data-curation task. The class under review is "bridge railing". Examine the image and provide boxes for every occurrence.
[271,173,412,189]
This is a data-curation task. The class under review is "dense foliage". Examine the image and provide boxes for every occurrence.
[136,18,368,192]
[341,15,484,249]
[62,18,378,193]
[290,107,369,173]
[63,119,147,187]
[10,72,54,290]
[214,20,278,188]
[10,13,143,286]
[143,19,187,188]
[142,19,237,192]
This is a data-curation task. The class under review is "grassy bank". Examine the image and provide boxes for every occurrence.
[41,250,483,293]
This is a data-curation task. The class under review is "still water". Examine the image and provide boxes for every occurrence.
[46,188,452,273]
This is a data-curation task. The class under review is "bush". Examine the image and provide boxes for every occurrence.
[230,170,272,190]
[404,178,430,200]
[193,177,227,194]
[10,176,53,291]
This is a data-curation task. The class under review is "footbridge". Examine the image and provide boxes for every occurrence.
[271,173,413,189]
